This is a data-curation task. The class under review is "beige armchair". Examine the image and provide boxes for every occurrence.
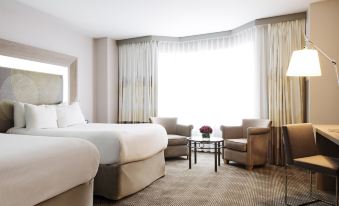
[150,117,193,158]
[220,119,272,170]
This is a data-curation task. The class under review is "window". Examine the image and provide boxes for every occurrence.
[158,42,259,136]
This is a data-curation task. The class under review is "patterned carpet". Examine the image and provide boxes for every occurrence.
[94,152,334,206]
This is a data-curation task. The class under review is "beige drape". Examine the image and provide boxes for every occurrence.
[267,19,306,165]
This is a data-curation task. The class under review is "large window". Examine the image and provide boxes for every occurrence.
[158,42,259,136]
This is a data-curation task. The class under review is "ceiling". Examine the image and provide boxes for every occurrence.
[16,0,318,40]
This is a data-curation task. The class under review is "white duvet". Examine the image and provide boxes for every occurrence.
[8,123,168,165]
[0,133,100,206]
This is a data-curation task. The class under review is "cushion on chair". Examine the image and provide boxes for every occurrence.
[168,134,187,146]
[294,155,339,176]
[150,117,177,134]
[167,135,188,146]
[225,138,247,152]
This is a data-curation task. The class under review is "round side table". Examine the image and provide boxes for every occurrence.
[187,136,224,172]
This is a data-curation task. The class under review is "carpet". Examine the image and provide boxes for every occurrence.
[94,152,334,206]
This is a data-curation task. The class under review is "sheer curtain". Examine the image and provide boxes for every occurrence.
[118,41,158,123]
[267,19,306,165]
[117,19,306,160]
[158,28,260,137]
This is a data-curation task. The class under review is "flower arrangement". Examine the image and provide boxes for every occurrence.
[200,125,213,138]
[200,125,213,133]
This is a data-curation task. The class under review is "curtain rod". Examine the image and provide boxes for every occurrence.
[117,12,306,45]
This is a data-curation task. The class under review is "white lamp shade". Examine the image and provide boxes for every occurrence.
[286,49,322,77]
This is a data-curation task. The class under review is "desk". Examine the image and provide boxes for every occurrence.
[314,125,339,192]
[315,125,339,146]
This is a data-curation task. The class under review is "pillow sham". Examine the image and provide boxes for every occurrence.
[14,101,25,128]
[56,102,86,128]
[25,104,58,129]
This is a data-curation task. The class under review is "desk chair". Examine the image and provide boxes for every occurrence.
[282,123,339,206]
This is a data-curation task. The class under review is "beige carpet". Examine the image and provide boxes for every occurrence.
[94,152,334,206]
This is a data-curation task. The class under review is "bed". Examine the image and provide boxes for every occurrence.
[8,123,168,200]
[0,133,100,206]
[0,66,168,200]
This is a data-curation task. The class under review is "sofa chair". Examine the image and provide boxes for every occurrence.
[220,119,272,170]
[150,117,193,158]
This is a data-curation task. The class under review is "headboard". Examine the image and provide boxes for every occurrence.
[0,67,63,132]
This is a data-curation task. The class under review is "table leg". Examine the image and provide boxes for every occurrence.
[214,142,217,172]
[218,142,221,166]
[194,142,197,164]
[189,141,191,169]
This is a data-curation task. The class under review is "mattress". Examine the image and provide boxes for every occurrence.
[0,133,100,206]
[8,123,168,164]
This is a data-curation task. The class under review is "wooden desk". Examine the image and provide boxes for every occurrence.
[315,125,339,146]
[314,125,339,192]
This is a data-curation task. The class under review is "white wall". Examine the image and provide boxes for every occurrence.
[93,38,119,123]
[108,39,119,123]
[94,38,108,123]
[308,0,339,124]
[0,0,94,121]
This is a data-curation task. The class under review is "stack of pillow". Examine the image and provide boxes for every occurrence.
[14,102,87,129]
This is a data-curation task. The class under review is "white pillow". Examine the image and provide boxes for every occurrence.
[56,102,86,128]
[25,104,58,129]
[14,101,26,128]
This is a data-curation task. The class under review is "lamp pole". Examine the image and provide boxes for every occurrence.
[305,37,339,86]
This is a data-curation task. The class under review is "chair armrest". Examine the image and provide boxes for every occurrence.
[247,127,270,135]
[247,128,271,160]
[176,124,194,137]
[220,125,243,139]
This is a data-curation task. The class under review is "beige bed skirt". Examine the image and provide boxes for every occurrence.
[94,150,165,200]
[36,179,94,206]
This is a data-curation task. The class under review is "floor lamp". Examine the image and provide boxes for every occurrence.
[285,38,339,206]
[286,37,338,86]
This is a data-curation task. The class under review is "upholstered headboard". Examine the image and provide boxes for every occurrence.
[0,67,63,132]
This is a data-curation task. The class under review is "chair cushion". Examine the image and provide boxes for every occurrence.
[294,155,339,176]
[225,138,247,152]
[167,135,187,146]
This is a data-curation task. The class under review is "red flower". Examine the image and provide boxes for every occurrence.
[199,125,213,134]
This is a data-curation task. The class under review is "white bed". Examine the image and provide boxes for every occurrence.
[8,123,168,200]
[8,123,168,164]
[0,133,100,206]
[0,58,168,201]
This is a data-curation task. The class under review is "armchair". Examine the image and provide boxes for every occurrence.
[150,117,193,158]
[220,119,272,170]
